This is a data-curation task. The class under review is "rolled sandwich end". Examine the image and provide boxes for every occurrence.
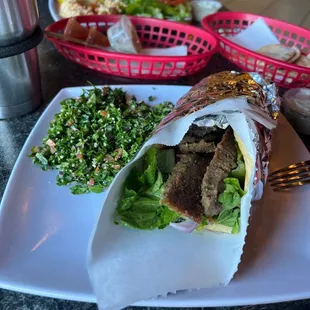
[162,126,246,234]
[116,125,248,234]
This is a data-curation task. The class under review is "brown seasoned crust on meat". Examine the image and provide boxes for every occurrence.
[177,125,224,154]
[187,124,211,138]
[184,124,225,141]
[201,127,237,217]
[161,154,212,223]
[179,140,216,154]
[180,135,200,144]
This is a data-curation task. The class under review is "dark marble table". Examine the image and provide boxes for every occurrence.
[0,1,309,309]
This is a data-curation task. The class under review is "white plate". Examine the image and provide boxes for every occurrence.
[0,85,310,307]
[48,0,60,21]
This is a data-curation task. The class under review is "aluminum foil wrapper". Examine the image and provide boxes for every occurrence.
[155,71,280,200]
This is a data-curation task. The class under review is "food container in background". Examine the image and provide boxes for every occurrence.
[45,15,218,80]
[0,0,39,46]
[62,17,110,48]
[86,27,110,47]
[191,0,222,23]
[107,15,142,54]
[0,27,44,119]
[202,12,310,88]
[0,0,43,119]
[282,88,310,135]
[64,17,89,41]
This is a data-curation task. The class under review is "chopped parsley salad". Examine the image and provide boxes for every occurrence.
[29,87,173,195]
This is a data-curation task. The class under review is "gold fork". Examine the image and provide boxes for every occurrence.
[268,160,310,191]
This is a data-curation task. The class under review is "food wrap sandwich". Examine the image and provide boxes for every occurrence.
[88,72,280,310]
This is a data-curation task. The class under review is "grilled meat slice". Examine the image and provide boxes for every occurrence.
[201,127,237,217]
[162,154,212,223]
[186,124,225,141]
[179,139,216,154]
[178,125,224,154]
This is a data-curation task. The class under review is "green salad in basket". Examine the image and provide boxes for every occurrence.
[57,0,192,22]
[123,0,192,21]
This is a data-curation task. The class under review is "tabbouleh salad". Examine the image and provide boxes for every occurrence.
[29,87,173,194]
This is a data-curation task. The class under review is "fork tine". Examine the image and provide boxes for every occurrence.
[272,179,310,191]
[268,160,310,177]
[268,166,310,181]
[269,172,310,186]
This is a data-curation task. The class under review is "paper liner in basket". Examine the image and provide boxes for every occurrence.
[88,72,280,310]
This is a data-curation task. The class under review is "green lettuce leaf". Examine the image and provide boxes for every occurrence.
[115,147,181,230]
[157,206,181,229]
[216,178,245,233]
[232,217,240,234]
[142,167,165,198]
[156,148,176,176]
[229,144,246,184]
[218,178,245,210]
[216,208,239,227]
[213,142,246,234]
[195,216,208,232]
[140,147,157,187]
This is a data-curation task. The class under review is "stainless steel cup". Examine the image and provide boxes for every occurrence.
[0,0,42,119]
[0,46,42,119]
[0,0,39,46]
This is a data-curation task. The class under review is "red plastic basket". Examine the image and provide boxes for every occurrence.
[202,12,310,88]
[45,15,217,80]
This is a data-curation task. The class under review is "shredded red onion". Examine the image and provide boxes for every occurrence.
[169,219,198,233]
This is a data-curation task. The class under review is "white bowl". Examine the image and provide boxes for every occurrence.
[48,0,61,21]
[191,0,222,22]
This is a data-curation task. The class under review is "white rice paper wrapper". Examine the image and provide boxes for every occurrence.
[88,97,277,310]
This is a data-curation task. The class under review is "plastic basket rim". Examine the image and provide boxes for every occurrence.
[202,11,310,73]
[45,15,218,62]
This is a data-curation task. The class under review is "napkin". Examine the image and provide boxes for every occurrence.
[140,45,187,56]
[115,46,188,74]
[227,17,280,51]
